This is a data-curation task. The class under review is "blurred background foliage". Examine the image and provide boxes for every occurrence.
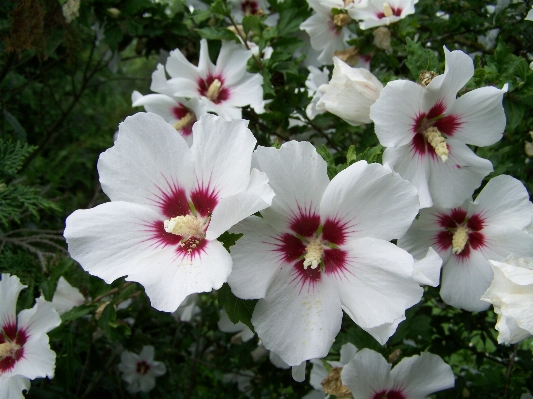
[1,0,533,397]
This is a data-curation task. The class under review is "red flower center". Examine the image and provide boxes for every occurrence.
[434,208,485,258]
[275,209,348,286]
[411,100,462,158]
[0,322,27,374]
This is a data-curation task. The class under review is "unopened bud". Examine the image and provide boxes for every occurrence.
[333,13,352,27]
[333,46,360,67]
[418,70,438,87]
[107,7,121,18]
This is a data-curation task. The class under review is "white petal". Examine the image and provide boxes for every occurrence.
[335,238,422,344]
[149,64,174,96]
[221,73,264,112]
[428,139,493,209]
[383,145,433,209]
[412,247,443,287]
[166,47,201,81]
[139,345,155,361]
[398,206,453,262]
[254,141,330,233]
[139,375,156,392]
[0,376,30,399]
[339,342,358,365]
[440,249,493,311]
[320,161,419,241]
[341,349,393,397]
[206,168,274,240]
[252,267,343,366]
[98,113,194,211]
[309,359,329,390]
[425,48,473,109]
[472,175,533,229]
[292,362,306,382]
[12,298,60,380]
[391,353,455,397]
[52,277,85,315]
[216,40,253,86]
[127,239,232,312]
[447,86,505,146]
[197,38,216,76]
[191,115,256,200]
[0,274,26,331]
[370,80,425,148]
[64,202,162,284]
[227,216,286,300]
[480,225,533,261]
[269,351,291,369]
[151,360,167,377]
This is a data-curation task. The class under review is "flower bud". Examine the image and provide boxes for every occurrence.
[317,57,383,126]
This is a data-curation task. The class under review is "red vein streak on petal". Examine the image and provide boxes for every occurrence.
[467,214,485,231]
[322,218,347,245]
[435,231,453,251]
[323,248,348,276]
[434,114,462,137]
[156,185,189,219]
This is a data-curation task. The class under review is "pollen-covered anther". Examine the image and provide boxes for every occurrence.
[424,127,449,162]
[164,215,205,239]
[0,341,21,359]
[303,238,324,270]
[173,112,196,131]
[333,13,352,27]
[382,2,393,17]
[343,0,353,6]
[452,226,469,254]
[207,79,222,102]
[321,367,352,398]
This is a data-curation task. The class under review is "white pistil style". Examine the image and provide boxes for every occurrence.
[383,2,393,17]
[164,214,205,240]
[452,226,469,254]
[172,112,196,131]
[424,127,449,162]
[0,341,20,359]
[303,238,325,270]
[207,79,222,102]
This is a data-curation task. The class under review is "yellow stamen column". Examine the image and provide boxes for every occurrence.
[452,226,469,254]
[424,127,449,162]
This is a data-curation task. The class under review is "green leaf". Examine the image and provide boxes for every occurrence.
[346,145,357,166]
[217,283,257,331]
[278,8,305,36]
[218,231,243,252]
[405,38,440,81]
[242,14,261,36]
[209,0,228,16]
[3,110,27,142]
[0,138,36,177]
[503,99,525,132]
[356,144,383,164]
[61,304,98,322]
[196,27,238,41]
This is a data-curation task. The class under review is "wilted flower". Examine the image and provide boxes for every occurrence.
[399,175,533,311]
[341,349,455,398]
[228,141,424,366]
[481,255,533,344]
[317,57,383,125]
[118,345,167,393]
[370,47,506,209]
[64,113,274,312]
[0,274,61,399]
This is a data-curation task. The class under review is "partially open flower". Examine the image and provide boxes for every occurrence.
[481,255,533,344]
[317,57,383,125]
